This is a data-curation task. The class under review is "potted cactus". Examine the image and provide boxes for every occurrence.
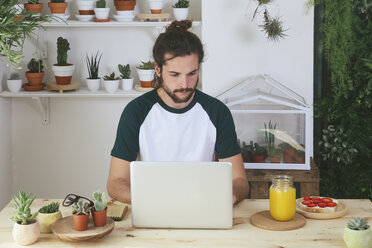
[48,0,68,14]
[7,73,22,93]
[92,190,107,227]
[36,202,62,233]
[24,0,43,14]
[172,0,189,21]
[136,60,155,88]
[119,63,133,91]
[343,218,372,248]
[94,0,110,21]
[86,51,102,92]
[103,72,120,93]
[72,199,91,231]
[25,58,44,85]
[11,191,40,246]
[52,37,74,85]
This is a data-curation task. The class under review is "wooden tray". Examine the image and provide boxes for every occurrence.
[250,210,306,231]
[296,197,348,219]
[52,216,114,241]
[47,82,79,93]
[137,13,171,22]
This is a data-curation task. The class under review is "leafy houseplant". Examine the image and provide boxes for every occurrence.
[26,58,44,85]
[92,190,107,227]
[48,0,68,14]
[72,199,91,231]
[11,191,40,245]
[86,51,102,92]
[252,142,267,163]
[94,0,110,20]
[52,37,75,85]
[36,202,62,233]
[136,60,155,88]
[103,72,120,93]
[172,0,189,20]
[343,218,372,248]
[7,72,22,93]
[119,64,134,91]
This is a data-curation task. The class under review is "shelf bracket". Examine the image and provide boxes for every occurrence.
[32,97,50,125]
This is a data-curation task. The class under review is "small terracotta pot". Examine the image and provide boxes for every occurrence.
[92,208,107,227]
[26,72,44,85]
[14,15,22,21]
[24,3,43,13]
[79,10,95,15]
[140,81,153,88]
[296,155,305,164]
[55,76,72,85]
[151,9,162,14]
[283,149,296,163]
[48,2,68,14]
[253,155,265,163]
[72,214,90,231]
[269,156,281,163]
[114,0,136,11]
[243,153,252,163]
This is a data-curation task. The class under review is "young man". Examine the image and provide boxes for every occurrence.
[107,20,249,205]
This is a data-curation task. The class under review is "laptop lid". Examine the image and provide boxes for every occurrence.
[130,161,233,229]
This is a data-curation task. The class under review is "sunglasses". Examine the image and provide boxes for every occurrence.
[62,193,94,208]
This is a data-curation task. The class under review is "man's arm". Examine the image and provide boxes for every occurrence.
[107,156,131,204]
[219,153,249,205]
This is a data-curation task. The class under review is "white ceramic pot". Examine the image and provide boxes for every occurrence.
[12,221,40,246]
[343,227,372,248]
[116,10,134,16]
[122,78,134,91]
[87,78,101,92]
[14,3,24,14]
[104,80,119,93]
[78,0,95,11]
[173,7,189,21]
[7,79,22,93]
[113,14,134,22]
[148,0,163,13]
[36,211,62,233]
[94,8,110,19]
[52,64,75,77]
[137,68,154,82]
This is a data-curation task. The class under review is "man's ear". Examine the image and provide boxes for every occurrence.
[155,63,161,77]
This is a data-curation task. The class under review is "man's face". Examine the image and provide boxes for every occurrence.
[156,53,199,104]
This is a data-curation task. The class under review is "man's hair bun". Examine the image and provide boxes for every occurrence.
[166,20,192,32]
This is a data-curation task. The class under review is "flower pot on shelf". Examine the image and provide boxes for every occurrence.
[87,78,101,92]
[114,0,136,11]
[137,69,154,88]
[94,8,110,19]
[48,2,68,14]
[269,156,281,163]
[24,3,43,13]
[25,72,44,85]
[52,64,74,85]
[7,79,22,93]
[104,80,119,93]
[253,155,265,163]
[78,0,95,15]
[173,7,188,20]
[283,148,296,163]
[14,4,24,21]
[148,0,163,14]
[122,78,134,91]
[92,208,107,227]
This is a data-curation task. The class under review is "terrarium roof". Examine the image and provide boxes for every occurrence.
[217,74,309,110]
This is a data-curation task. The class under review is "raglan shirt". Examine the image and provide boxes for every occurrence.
[111,89,240,162]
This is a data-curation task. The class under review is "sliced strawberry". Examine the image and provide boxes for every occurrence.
[322,197,333,203]
[312,197,321,203]
[327,202,337,207]
[304,196,311,201]
[302,200,312,205]
[318,202,327,208]
[307,203,317,208]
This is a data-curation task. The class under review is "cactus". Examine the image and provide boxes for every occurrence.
[136,60,155,70]
[72,199,91,215]
[27,58,44,73]
[9,73,20,80]
[172,0,189,8]
[96,0,106,8]
[10,191,38,225]
[39,202,60,214]
[92,190,107,212]
[118,64,131,79]
[51,0,65,2]
[56,37,70,65]
[347,218,370,230]
[103,72,120,80]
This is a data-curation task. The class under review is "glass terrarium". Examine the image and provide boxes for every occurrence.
[218,74,311,170]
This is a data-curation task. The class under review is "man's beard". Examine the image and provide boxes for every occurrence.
[161,77,199,104]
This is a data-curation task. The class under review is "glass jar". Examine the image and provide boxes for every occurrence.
[269,175,296,221]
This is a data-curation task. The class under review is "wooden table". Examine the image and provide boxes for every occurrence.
[0,199,371,247]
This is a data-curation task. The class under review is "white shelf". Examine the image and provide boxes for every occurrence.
[43,20,202,28]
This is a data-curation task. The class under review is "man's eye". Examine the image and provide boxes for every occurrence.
[170,74,179,77]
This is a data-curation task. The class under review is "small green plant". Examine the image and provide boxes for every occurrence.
[103,72,120,80]
[11,191,38,225]
[56,37,70,65]
[72,199,91,215]
[9,73,20,80]
[92,190,107,212]
[38,202,60,214]
[253,143,267,156]
[118,64,131,79]
[96,0,106,8]
[86,51,102,79]
[264,120,277,150]
[27,58,44,73]
[347,218,370,230]
[137,60,155,70]
[50,0,65,2]
[172,0,189,8]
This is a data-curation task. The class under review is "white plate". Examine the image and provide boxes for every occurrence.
[113,14,135,22]
[76,14,94,22]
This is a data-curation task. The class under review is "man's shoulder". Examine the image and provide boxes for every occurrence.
[195,89,229,112]
[126,89,158,110]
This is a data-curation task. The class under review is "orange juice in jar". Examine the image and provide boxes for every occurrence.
[269,175,296,221]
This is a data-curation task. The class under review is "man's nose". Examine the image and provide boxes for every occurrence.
[179,75,188,88]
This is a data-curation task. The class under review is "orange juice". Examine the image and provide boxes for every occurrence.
[269,175,296,221]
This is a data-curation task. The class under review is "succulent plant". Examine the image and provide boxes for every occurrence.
[11,191,38,225]
[39,202,60,214]
[172,0,189,8]
[27,58,44,73]
[347,218,370,231]
[103,72,120,80]
[253,143,267,156]
[9,72,20,80]
[56,36,70,65]
[28,0,40,3]
[118,64,131,79]
[86,51,102,79]
[137,60,155,70]
[92,190,107,212]
[72,199,91,215]
[51,0,65,2]
[96,0,106,8]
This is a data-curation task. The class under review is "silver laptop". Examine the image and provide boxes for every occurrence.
[130,161,233,229]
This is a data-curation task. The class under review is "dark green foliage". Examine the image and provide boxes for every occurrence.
[27,58,43,73]
[253,143,267,157]
[9,73,20,80]
[172,0,189,8]
[57,37,70,65]
[118,64,131,79]
[86,51,102,79]
[39,202,59,214]
[96,0,106,8]
[103,72,120,80]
